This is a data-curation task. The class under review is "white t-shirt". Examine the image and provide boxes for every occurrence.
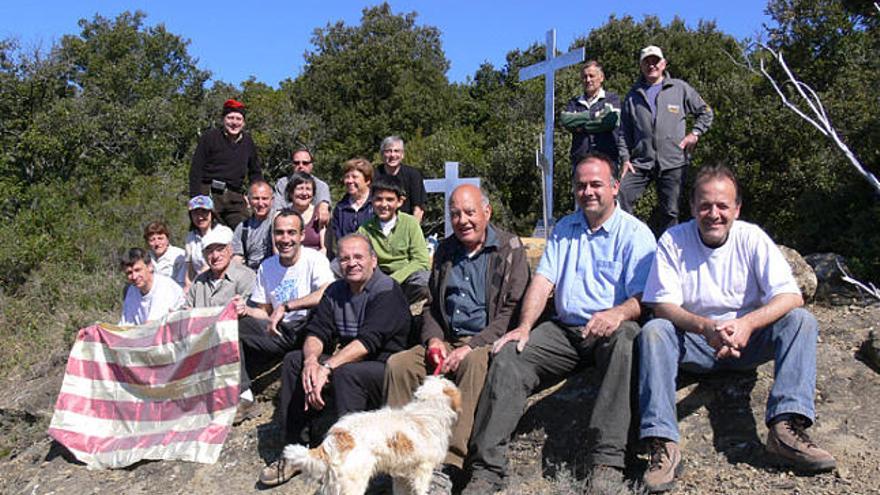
[250,248,334,323]
[643,220,800,321]
[119,274,185,325]
[151,245,186,286]
[185,229,210,276]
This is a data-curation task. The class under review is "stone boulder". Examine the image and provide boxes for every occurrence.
[804,252,862,304]
[779,245,817,302]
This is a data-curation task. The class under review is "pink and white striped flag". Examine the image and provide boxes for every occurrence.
[48,303,240,469]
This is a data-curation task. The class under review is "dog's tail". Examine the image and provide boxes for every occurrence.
[282,443,329,482]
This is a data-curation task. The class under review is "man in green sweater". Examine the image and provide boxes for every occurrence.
[358,175,430,303]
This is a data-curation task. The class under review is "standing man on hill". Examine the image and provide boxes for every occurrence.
[374,136,427,223]
[190,99,264,229]
[560,60,628,168]
[620,46,713,234]
[273,147,332,226]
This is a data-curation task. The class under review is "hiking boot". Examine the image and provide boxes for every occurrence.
[585,465,625,495]
[642,438,682,493]
[460,475,503,495]
[258,457,300,487]
[233,400,258,425]
[766,415,836,472]
[427,469,454,495]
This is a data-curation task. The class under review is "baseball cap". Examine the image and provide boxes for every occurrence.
[640,45,665,62]
[188,195,214,211]
[201,225,234,249]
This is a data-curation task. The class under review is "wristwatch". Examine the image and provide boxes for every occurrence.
[320,361,333,374]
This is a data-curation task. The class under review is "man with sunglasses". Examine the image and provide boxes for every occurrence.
[274,147,332,226]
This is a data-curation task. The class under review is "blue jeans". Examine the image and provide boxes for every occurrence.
[638,308,818,442]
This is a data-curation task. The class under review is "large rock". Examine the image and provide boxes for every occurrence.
[804,252,862,304]
[779,245,817,302]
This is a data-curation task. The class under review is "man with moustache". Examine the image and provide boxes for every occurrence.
[236,209,335,399]
[190,99,264,229]
[462,153,656,494]
[560,60,628,167]
[258,233,410,486]
[637,164,835,493]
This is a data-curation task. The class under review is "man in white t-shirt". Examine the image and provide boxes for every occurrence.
[144,221,186,286]
[119,247,184,326]
[237,209,334,387]
[637,164,835,493]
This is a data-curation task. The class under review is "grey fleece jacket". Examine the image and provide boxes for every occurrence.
[621,73,713,171]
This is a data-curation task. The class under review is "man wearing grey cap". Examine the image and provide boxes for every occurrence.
[620,45,713,235]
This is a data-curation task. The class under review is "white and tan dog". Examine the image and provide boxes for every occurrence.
[283,376,461,495]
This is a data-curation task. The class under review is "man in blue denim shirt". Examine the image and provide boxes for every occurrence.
[462,153,656,494]
[637,164,835,493]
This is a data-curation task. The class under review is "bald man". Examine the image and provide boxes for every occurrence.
[384,184,531,492]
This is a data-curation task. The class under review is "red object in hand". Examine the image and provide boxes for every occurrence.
[427,347,444,376]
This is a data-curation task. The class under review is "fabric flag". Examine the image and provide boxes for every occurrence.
[48,303,240,469]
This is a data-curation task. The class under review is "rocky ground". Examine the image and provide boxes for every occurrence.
[1,303,878,495]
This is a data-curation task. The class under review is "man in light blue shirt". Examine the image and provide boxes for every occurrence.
[462,152,656,494]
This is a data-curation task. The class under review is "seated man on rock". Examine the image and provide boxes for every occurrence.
[358,174,431,303]
[461,153,657,494]
[184,224,258,424]
[259,233,411,487]
[236,209,334,398]
[119,247,185,326]
[384,183,530,494]
[637,163,835,493]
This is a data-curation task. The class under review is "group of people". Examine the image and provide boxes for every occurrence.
[113,44,835,495]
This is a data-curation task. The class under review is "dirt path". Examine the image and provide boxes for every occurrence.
[1,303,878,495]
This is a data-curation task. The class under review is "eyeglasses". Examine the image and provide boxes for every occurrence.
[292,160,312,165]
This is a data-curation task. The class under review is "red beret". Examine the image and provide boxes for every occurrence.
[222,99,246,116]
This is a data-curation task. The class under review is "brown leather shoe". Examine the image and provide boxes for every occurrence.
[233,400,258,425]
[642,438,682,493]
[258,457,300,487]
[766,415,836,472]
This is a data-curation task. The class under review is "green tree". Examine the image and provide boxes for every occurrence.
[285,2,455,180]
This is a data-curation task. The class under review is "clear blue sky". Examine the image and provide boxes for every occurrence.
[0,1,771,86]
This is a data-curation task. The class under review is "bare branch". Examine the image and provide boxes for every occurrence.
[734,41,880,195]
[836,258,880,302]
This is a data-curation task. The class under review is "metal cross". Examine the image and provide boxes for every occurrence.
[424,162,480,238]
[519,29,584,231]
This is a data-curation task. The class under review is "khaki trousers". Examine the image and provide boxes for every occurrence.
[384,339,490,467]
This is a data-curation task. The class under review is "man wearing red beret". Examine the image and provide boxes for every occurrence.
[190,99,264,229]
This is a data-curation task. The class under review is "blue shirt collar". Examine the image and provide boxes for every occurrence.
[573,205,622,235]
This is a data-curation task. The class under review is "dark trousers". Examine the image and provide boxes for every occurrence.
[279,350,386,444]
[197,183,248,230]
[467,320,640,484]
[238,316,305,392]
[618,165,686,235]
